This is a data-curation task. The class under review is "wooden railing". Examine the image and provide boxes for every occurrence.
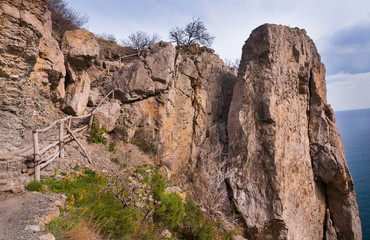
[32,90,115,181]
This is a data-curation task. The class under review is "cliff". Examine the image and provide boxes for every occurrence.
[0,0,362,239]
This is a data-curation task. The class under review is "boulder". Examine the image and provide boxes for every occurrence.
[88,89,102,107]
[110,61,154,102]
[227,24,361,239]
[61,29,99,116]
[93,102,121,132]
[103,42,176,102]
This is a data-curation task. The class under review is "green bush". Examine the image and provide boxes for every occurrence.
[154,192,186,230]
[108,142,116,152]
[89,122,108,144]
[26,180,43,192]
[110,157,120,164]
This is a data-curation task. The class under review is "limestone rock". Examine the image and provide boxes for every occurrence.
[0,0,65,155]
[88,89,102,106]
[110,61,154,102]
[103,41,175,102]
[61,29,99,115]
[61,29,99,64]
[93,102,121,132]
[145,41,176,91]
[227,24,361,239]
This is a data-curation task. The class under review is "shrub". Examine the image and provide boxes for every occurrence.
[154,192,186,230]
[110,157,119,164]
[48,0,89,36]
[108,142,116,152]
[89,122,108,144]
[26,180,43,192]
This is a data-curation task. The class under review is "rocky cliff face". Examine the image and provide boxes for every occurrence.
[227,24,361,239]
[0,1,361,238]
[0,0,65,155]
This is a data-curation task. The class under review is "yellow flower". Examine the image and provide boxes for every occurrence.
[67,174,70,182]
[68,204,72,213]
[82,169,85,175]
[70,194,75,204]
[79,194,83,201]
[54,168,58,176]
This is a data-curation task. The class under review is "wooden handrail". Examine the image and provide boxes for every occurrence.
[31,88,115,180]
[93,90,114,112]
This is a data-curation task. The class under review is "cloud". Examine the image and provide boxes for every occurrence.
[320,23,370,75]
[327,72,370,111]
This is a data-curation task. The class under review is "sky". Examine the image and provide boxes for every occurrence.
[65,0,370,111]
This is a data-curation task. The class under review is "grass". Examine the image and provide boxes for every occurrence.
[89,122,108,144]
[25,180,43,192]
[37,167,233,240]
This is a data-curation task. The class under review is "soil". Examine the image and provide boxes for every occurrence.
[0,191,66,240]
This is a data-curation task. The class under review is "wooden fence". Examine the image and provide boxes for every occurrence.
[32,90,114,181]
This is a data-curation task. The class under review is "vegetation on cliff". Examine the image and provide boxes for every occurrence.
[27,167,236,239]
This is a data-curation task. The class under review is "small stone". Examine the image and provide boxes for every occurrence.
[24,225,40,232]
[161,229,172,239]
[38,233,55,240]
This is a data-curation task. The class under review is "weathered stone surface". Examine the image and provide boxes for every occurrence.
[0,0,65,155]
[93,102,121,132]
[110,61,154,102]
[104,41,175,102]
[61,29,99,64]
[61,29,99,116]
[227,24,361,239]
[118,49,236,173]
[88,88,102,106]
[145,41,176,91]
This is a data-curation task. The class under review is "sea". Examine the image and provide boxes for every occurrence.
[335,108,370,239]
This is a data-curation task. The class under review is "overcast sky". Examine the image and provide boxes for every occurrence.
[65,0,370,111]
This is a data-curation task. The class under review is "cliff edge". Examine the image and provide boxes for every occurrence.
[227,24,361,239]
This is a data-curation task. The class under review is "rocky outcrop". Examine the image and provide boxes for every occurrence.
[93,102,121,132]
[103,41,175,102]
[114,45,236,172]
[227,24,361,239]
[62,29,99,116]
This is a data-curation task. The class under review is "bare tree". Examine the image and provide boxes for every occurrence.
[121,31,161,51]
[169,18,215,47]
[224,58,240,69]
[48,0,89,36]
[96,33,117,43]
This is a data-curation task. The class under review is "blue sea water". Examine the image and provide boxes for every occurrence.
[335,108,370,239]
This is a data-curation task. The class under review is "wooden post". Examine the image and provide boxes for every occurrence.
[88,113,94,129]
[68,118,71,129]
[66,126,93,164]
[112,90,114,100]
[32,130,40,181]
[59,120,64,158]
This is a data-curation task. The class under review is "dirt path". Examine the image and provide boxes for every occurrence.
[0,192,66,240]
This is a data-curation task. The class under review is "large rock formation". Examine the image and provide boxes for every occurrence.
[62,29,99,116]
[0,1,362,238]
[227,24,361,239]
